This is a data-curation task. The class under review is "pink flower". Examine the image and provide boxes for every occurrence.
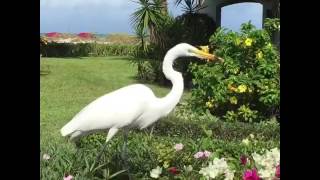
[203,150,211,158]
[275,164,280,178]
[174,143,184,151]
[64,174,73,180]
[168,167,179,175]
[194,151,204,159]
[194,151,212,159]
[243,169,260,180]
[240,155,248,165]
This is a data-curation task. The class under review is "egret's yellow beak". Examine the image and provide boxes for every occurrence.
[193,45,224,63]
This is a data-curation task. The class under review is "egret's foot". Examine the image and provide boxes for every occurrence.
[75,140,81,148]
[96,143,108,163]
[120,154,132,180]
[121,134,132,180]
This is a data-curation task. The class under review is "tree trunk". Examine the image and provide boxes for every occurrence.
[149,24,157,44]
[160,0,168,14]
[272,0,280,18]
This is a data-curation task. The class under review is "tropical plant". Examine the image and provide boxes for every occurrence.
[130,0,165,44]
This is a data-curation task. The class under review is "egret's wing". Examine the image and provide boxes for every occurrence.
[60,84,155,136]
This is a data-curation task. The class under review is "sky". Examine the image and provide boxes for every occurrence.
[40,0,262,34]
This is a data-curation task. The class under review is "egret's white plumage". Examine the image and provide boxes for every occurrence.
[60,43,219,143]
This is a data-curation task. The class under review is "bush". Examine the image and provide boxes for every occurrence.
[41,43,137,57]
[152,113,279,141]
[189,21,280,122]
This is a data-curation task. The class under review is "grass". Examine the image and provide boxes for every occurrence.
[40,56,279,179]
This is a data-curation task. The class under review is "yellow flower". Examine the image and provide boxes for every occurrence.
[228,84,237,92]
[230,96,238,104]
[163,161,170,168]
[235,38,241,46]
[206,101,214,108]
[267,43,272,48]
[237,84,247,93]
[256,51,263,60]
[244,38,253,47]
[242,138,250,145]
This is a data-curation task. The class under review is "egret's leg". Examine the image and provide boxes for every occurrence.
[149,125,155,137]
[96,128,119,162]
[121,130,132,180]
[96,143,108,162]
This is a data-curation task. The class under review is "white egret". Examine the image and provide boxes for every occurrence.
[60,43,223,162]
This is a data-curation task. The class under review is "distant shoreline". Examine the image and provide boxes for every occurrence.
[40,33,136,37]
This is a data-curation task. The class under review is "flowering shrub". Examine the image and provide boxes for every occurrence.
[41,125,279,179]
[148,144,279,179]
[189,21,280,122]
[46,32,61,38]
[77,32,95,39]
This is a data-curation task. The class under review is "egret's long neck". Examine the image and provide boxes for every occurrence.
[158,48,184,115]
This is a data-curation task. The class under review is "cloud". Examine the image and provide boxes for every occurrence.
[40,0,139,33]
[41,0,262,34]
[40,0,183,34]
[41,0,129,9]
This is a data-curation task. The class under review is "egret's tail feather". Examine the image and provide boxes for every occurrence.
[60,123,76,137]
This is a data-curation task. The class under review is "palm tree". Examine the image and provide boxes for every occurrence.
[131,0,165,44]
[159,0,168,14]
[134,25,149,51]
[175,0,206,14]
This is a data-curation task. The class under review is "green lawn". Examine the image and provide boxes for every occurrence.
[40,56,279,179]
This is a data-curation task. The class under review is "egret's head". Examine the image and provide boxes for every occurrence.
[175,43,224,63]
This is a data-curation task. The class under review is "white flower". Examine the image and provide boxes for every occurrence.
[199,158,234,180]
[42,153,50,160]
[150,166,162,179]
[242,138,250,145]
[224,169,235,180]
[270,148,280,164]
[199,162,220,179]
[258,168,275,180]
[174,143,184,151]
[252,148,280,180]
[249,134,255,139]
[212,158,229,172]
[252,152,262,163]
[184,165,193,172]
